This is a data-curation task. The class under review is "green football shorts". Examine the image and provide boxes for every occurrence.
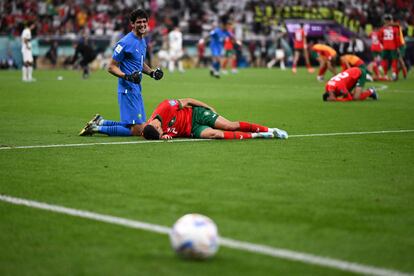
[356,66,367,87]
[191,107,219,138]
[381,49,398,60]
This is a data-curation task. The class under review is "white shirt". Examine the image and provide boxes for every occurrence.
[21,27,32,51]
[168,29,183,51]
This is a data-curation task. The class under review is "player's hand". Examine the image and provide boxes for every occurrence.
[161,134,172,140]
[124,71,142,84]
[150,68,163,80]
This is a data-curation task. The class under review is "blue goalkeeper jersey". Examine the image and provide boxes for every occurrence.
[209,27,230,56]
[112,31,147,93]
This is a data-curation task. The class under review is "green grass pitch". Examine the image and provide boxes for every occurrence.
[0,68,413,275]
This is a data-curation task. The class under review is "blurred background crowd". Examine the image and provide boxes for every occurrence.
[0,0,413,70]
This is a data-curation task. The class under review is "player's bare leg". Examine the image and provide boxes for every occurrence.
[303,49,314,73]
[292,51,300,73]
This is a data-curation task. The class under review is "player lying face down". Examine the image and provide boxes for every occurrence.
[143,98,288,140]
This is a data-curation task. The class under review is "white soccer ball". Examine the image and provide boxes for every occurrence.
[170,213,219,259]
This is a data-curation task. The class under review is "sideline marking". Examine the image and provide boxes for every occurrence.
[1,129,414,151]
[0,194,411,276]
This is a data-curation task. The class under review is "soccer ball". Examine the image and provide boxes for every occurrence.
[170,213,219,259]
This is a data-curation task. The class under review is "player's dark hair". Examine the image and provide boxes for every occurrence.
[143,124,160,140]
[322,92,329,101]
[383,14,393,21]
[129,9,148,23]
[220,15,229,25]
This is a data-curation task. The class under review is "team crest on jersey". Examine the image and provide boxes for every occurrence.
[115,44,123,54]
[169,100,177,106]
[168,116,176,127]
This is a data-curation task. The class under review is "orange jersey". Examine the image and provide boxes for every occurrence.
[397,25,405,45]
[311,44,337,59]
[340,54,364,70]
[378,25,400,50]
[294,28,306,49]
[369,31,382,52]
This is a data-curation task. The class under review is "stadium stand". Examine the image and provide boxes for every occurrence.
[0,0,413,69]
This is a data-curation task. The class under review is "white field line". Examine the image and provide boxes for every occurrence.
[0,194,411,276]
[1,129,414,151]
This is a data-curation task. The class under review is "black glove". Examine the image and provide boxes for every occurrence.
[124,71,142,84]
[150,68,163,80]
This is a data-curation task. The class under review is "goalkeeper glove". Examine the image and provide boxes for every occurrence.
[124,71,142,84]
[150,68,163,80]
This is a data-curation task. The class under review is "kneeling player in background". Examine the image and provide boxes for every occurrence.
[323,67,378,102]
[143,98,288,140]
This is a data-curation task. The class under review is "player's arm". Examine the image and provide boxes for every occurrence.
[179,98,216,113]
[108,58,142,83]
[108,58,126,78]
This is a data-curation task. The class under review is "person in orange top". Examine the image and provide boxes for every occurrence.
[340,54,365,71]
[292,23,314,73]
[310,43,337,81]
[323,67,378,102]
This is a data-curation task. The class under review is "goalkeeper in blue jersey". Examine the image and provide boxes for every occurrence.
[79,9,164,137]
[198,16,239,78]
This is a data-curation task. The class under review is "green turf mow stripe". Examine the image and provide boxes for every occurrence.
[0,129,413,151]
[0,194,410,276]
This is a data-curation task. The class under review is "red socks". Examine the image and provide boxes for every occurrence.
[391,59,398,74]
[373,63,380,77]
[239,122,268,132]
[381,60,388,75]
[319,65,327,76]
[358,90,373,100]
[223,131,252,139]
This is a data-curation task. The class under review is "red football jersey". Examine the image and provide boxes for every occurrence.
[378,26,400,50]
[148,99,193,137]
[325,67,362,97]
[294,28,305,49]
[369,31,382,52]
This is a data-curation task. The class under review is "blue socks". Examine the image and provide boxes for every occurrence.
[101,120,129,127]
[213,61,220,72]
[98,126,132,136]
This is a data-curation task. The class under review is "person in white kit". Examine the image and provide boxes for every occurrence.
[21,22,36,82]
[168,25,184,73]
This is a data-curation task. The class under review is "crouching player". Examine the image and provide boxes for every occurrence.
[143,98,288,140]
[323,67,378,102]
[311,43,337,81]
